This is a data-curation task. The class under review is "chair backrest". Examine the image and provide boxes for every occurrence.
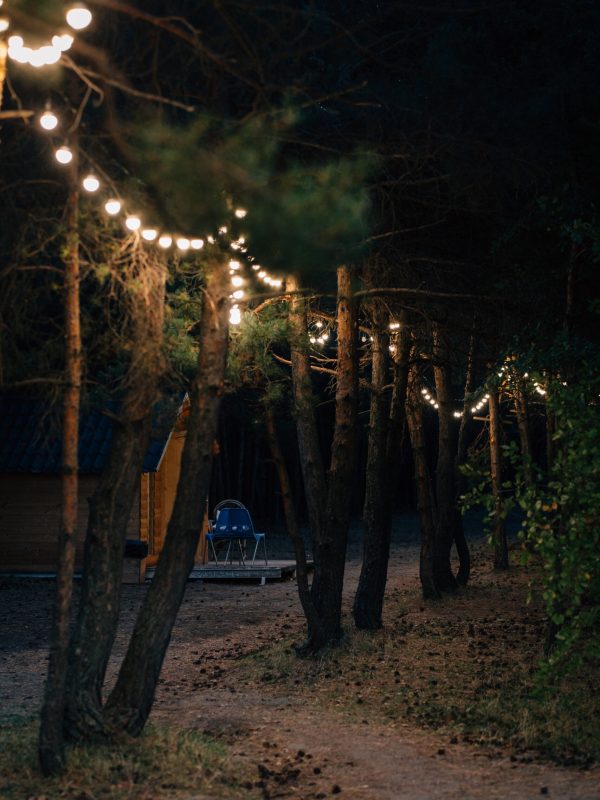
[214,506,255,536]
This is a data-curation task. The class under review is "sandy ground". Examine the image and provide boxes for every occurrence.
[1,529,599,800]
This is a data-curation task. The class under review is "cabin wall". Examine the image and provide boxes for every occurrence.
[143,430,208,566]
[0,473,140,574]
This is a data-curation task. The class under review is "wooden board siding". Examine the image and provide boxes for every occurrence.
[0,473,140,573]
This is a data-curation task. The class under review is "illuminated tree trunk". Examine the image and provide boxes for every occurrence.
[513,379,534,486]
[264,405,323,642]
[453,331,475,586]
[39,155,81,775]
[489,388,508,569]
[312,265,358,645]
[406,364,440,599]
[353,307,410,629]
[288,274,326,560]
[104,256,229,736]
[65,255,167,742]
[432,325,458,592]
[289,268,358,651]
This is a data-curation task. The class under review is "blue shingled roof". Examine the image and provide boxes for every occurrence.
[0,397,181,475]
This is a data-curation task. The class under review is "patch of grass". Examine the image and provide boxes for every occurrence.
[0,720,254,799]
[239,564,600,766]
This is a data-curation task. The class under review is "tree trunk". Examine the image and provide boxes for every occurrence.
[310,265,358,646]
[264,405,323,642]
[353,301,410,629]
[104,256,229,736]
[406,364,440,599]
[453,331,475,587]
[64,254,167,741]
[432,325,458,593]
[489,388,508,570]
[513,378,534,486]
[39,157,81,774]
[288,275,327,640]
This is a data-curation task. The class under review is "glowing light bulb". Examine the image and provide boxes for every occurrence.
[40,111,59,131]
[421,388,428,395]
[55,146,73,165]
[52,33,74,51]
[82,174,100,192]
[218,226,228,235]
[158,235,172,249]
[125,216,141,231]
[310,337,316,344]
[0,17,9,33]
[232,289,244,300]
[207,235,215,244]
[231,275,244,287]
[39,45,62,65]
[453,411,462,418]
[229,306,241,325]
[316,321,323,328]
[176,238,190,251]
[234,208,247,218]
[66,5,92,30]
[191,238,204,250]
[258,270,266,279]
[252,264,260,271]
[104,199,121,215]
[142,228,158,242]
[229,260,241,270]
[271,279,282,288]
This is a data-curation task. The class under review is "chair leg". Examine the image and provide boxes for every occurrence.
[208,538,220,565]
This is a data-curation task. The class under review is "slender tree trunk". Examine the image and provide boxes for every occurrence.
[406,365,440,599]
[546,406,556,472]
[514,379,533,486]
[310,265,358,646]
[64,254,167,742]
[288,275,327,622]
[352,302,412,629]
[39,157,81,774]
[489,388,508,570]
[104,256,229,735]
[264,405,323,642]
[453,331,475,586]
[432,325,458,593]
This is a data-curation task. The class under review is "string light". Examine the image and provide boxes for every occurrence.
[82,174,100,192]
[142,228,158,242]
[158,235,173,249]
[176,237,190,251]
[39,110,59,131]
[104,199,121,215]
[230,305,241,325]
[66,5,93,30]
[232,289,245,300]
[125,215,141,231]
[234,208,247,218]
[0,17,9,33]
[231,275,244,287]
[191,238,204,250]
[55,146,73,164]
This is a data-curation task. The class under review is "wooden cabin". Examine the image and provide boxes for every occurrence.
[0,396,207,583]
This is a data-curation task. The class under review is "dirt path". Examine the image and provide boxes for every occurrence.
[1,544,599,799]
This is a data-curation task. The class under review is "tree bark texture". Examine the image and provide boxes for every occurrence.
[288,275,326,546]
[489,388,508,570]
[64,254,167,741]
[513,378,534,486]
[39,163,81,774]
[311,265,358,646]
[353,302,410,629]
[432,325,458,593]
[104,256,229,735]
[264,405,323,643]
[453,331,475,587]
[406,364,440,599]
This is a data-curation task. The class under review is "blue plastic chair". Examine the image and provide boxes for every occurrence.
[206,500,267,566]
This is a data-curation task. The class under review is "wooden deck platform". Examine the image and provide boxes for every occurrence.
[145,559,308,583]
